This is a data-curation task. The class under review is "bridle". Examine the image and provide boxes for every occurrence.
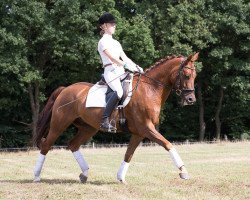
[137,58,196,96]
[174,59,196,96]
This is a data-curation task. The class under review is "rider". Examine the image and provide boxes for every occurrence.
[98,12,143,132]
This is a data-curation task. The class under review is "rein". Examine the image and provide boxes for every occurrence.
[57,58,195,111]
[139,72,171,89]
[135,58,195,96]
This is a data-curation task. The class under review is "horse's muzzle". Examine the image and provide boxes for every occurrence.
[181,93,196,106]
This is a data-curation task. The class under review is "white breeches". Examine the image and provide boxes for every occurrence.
[104,65,126,99]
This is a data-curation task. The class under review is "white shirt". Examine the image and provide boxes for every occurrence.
[98,34,123,66]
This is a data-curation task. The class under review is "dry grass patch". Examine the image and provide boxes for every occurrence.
[0,142,249,200]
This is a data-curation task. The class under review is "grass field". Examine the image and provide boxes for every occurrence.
[0,142,249,200]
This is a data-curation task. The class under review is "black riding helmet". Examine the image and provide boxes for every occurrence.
[98,12,116,25]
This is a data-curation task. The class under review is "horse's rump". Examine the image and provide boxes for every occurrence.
[33,82,93,148]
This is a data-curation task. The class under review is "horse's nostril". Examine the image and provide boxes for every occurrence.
[187,97,195,103]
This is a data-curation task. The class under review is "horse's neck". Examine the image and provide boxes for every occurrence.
[146,58,181,88]
[145,58,182,104]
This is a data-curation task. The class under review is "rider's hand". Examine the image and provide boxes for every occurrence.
[124,63,135,72]
[135,65,144,73]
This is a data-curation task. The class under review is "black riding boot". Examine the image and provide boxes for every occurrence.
[100,91,120,132]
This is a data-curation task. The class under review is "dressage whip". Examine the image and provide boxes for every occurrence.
[56,72,130,112]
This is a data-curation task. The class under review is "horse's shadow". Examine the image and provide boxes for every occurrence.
[0,179,118,185]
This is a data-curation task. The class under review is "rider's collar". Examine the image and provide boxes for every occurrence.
[103,33,113,38]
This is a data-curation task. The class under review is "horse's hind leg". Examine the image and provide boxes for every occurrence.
[117,134,144,183]
[67,123,98,183]
[40,122,72,155]
[34,113,75,182]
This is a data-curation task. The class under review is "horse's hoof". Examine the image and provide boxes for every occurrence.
[33,176,41,183]
[179,173,190,180]
[79,173,88,183]
[117,179,127,185]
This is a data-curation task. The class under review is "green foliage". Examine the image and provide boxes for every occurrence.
[0,125,31,148]
[119,14,158,67]
[0,0,249,147]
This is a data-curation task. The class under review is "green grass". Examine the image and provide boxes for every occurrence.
[0,142,249,200]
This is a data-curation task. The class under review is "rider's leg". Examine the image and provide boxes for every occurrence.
[104,67,124,99]
[100,91,121,131]
[100,67,124,132]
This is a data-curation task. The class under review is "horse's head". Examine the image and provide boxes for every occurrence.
[174,53,199,106]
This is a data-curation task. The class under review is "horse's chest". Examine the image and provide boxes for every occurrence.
[147,106,161,124]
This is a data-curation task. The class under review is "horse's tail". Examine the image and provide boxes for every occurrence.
[33,86,65,148]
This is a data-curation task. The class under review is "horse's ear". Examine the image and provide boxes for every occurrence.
[191,52,199,62]
[187,52,199,62]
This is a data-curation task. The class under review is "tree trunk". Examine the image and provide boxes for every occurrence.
[215,86,224,141]
[197,81,206,141]
[28,81,40,139]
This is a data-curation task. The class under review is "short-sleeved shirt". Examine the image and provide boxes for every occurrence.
[98,34,123,66]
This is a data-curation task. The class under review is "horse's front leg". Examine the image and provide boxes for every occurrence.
[117,134,144,184]
[143,123,189,180]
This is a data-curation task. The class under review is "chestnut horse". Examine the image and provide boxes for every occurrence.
[33,53,199,183]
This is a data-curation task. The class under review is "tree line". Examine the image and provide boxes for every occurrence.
[0,0,249,148]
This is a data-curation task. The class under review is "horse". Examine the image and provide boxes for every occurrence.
[32,53,199,183]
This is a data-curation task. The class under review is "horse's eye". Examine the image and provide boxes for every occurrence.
[184,74,191,80]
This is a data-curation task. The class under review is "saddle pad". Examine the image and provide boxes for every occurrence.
[86,76,133,108]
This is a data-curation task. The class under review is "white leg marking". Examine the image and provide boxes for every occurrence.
[73,150,89,176]
[169,148,184,169]
[117,161,130,183]
[33,153,46,182]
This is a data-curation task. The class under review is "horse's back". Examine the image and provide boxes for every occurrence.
[53,82,93,110]
[72,82,94,87]
[65,82,93,94]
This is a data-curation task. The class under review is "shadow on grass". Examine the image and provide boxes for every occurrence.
[0,179,118,185]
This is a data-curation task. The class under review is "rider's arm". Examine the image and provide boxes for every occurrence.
[120,50,136,66]
[103,49,125,67]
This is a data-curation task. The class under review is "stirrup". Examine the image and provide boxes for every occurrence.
[100,123,117,133]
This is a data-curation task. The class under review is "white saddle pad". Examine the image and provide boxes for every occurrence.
[86,76,133,108]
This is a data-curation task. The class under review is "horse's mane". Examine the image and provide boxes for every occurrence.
[145,55,184,73]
